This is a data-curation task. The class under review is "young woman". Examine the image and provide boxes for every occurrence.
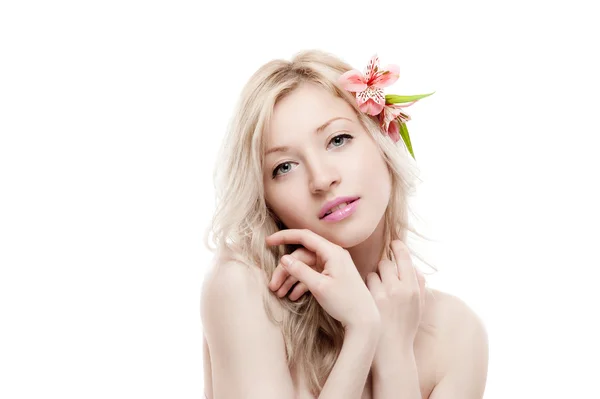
[200,50,489,399]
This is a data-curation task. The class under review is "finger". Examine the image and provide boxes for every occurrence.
[277,275,299,297]
[269,248,318,291]
[280,254,325,291]
[267,229,337,264]
[365,271,382,293]
[288,282,309,301]
[291,247,317,267]
[391,240,418,286]
[269,263,289,291]
[377,259,399,290]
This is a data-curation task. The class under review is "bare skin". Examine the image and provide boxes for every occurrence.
[202,261,452,399]
[202,83,488,399]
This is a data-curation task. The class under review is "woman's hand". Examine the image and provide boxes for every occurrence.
[268,246,317,301]
[269,238,426,344]
[366,240,427,347]
[266,229,380,330]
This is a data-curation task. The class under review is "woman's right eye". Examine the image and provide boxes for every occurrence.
[272,161,297,178]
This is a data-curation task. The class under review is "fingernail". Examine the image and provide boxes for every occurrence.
[281,255,291,267]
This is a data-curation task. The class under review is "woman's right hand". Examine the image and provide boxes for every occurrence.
[265,229,380,331]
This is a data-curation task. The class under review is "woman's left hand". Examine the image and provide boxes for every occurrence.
[268,246,318,301]
[268,239,426,344]
[367,240,427,349]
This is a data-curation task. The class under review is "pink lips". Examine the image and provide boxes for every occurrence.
[319,196,360,219]
[320,199,360,222]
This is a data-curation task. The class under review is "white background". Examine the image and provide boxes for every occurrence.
[1,1,598,398]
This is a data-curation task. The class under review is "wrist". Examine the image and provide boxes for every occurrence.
[345,318,381,342]
[372,339,415,372]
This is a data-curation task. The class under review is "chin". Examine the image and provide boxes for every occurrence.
[334,235,367,249]
[317,220,379,249]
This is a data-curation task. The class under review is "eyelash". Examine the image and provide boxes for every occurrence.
[271,133,354,179]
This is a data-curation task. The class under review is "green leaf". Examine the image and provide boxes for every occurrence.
[385,92,435,104]
[399,122,415,160]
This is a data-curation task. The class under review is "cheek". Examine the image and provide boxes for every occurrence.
[268,188,311,226]
[350,146,388,185]
[360,155,392,203]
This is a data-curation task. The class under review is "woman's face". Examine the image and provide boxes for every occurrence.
[262,82,392,248]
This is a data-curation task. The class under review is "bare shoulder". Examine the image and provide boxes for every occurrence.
[201,253,262,297]
[200,251,293,398]
[201,251,284,331]
[426,288,487,335]
[201,249,262,290]
[426,288,489,396]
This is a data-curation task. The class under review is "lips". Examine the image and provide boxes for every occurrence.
[319,196,360,219]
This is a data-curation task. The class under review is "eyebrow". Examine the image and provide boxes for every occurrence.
[265,116,353,156]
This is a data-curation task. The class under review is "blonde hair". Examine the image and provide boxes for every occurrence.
[204,49,438,396]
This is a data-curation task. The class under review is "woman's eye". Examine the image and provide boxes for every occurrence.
[272,161,296,178]
[327,133,354,149]
[271,133,354,179]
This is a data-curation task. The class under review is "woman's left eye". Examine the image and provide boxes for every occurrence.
[328,133,354,149]
[271,133,354,179]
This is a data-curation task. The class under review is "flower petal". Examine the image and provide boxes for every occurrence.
[356,86,385,115]
[364,54,380,83]
[388,120,401,143]
[384,103,404,118]
[386,100,417,108]
[359,99,384,116]
[371,64,400,88]
[379,104,397,132]
[338,69,367,92]
[382,103,412,125]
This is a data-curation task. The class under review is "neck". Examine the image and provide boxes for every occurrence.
[346,214,388,282]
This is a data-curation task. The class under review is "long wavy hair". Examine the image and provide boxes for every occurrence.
[204,49,438,396]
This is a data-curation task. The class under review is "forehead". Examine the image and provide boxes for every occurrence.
[265,83,355,147]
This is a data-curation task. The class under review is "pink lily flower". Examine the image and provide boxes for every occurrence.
[379,101,417,143]
[338,54,400,116]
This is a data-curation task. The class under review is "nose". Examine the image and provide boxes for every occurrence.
[308,159,341,194]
